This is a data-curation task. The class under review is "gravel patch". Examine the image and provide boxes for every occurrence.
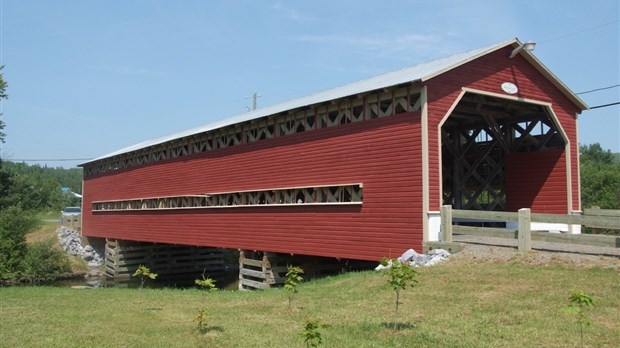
[451,235,620,270]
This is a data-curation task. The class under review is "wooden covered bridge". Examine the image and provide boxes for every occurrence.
[80,39,588,287]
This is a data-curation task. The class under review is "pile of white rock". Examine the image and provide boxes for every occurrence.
[57,226,104,267]
[375,248,451,270]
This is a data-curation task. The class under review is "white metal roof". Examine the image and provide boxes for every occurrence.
[83,38,586,165]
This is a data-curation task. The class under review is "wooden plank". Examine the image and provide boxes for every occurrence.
[241,258,264,268]
[452,209,517,221]
[452,224,618,249]
[110,273,132,280]
[530,213,620,229]
[241,278,269,290]
[240,268,266,279]
[448,208,620,230]
[584,207,620,217]
[263,275,279,285]
[530,231,620,248]
[453,225,518,239]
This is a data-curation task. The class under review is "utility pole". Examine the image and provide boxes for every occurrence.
[246,91,260,111]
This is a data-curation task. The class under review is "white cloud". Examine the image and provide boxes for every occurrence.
[295,32,451,58]
[272,1,316,23]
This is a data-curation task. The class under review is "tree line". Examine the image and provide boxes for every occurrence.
[579,143,620,210]
[0,68,71,283]
[0,161,82,211]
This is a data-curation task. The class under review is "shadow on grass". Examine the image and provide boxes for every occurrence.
[203,326,225,334]
[380,322,417,331]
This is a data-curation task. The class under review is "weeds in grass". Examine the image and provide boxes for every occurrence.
[284,265,304,308]
[195,307,210,334]
[299,319,328,347]
[562,290,595,348]
[381,321,416,331]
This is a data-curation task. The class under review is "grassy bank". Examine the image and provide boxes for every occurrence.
[25,218,88,274]
[1,259,618,347]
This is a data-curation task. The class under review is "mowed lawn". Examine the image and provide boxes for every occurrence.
[1,258,619,347]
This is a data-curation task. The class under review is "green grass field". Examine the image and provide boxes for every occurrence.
[1,258,618,347]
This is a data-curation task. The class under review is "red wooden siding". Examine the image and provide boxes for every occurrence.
[426,47,581,212]
[83,113,423,261]
[504,149,567,213]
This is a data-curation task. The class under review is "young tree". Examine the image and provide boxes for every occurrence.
[132,264,158,290]
[284,265,304,308]
[562,291,595,348]
[194,274,218,334]
[380,258,419,313]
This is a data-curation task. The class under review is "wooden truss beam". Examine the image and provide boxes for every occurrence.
[442,93,565,211]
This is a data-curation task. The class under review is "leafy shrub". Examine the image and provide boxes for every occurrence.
[0,206,38,279]
[21,238,71,283]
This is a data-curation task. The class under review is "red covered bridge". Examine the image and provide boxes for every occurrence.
[81,39,587,270]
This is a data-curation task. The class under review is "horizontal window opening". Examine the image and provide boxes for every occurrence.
[92,184,363,212]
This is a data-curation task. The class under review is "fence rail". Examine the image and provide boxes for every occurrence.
[440,205,620,252]
[60,214,82,231]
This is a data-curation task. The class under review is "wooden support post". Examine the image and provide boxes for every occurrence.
[518,208,531,252]
[105,239,225,286]
[238,250,245,291]
[440,205,453,242]
[238,251,288,290]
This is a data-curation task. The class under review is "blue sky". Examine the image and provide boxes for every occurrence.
[1,0,618,168]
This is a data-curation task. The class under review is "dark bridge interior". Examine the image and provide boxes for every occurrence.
[441,92,566,211]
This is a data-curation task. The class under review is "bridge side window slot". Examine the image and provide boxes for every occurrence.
[92,184,363,212]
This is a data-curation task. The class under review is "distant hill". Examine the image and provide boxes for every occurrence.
[614,153,620,164]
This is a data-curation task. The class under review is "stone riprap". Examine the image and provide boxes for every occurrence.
[57,226,103,266]
[375,248,451,270]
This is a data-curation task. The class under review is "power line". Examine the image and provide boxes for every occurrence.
[8,158,92,162]
[539,20,619,44]
[576,84,620,95]
[589,102,620,110]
